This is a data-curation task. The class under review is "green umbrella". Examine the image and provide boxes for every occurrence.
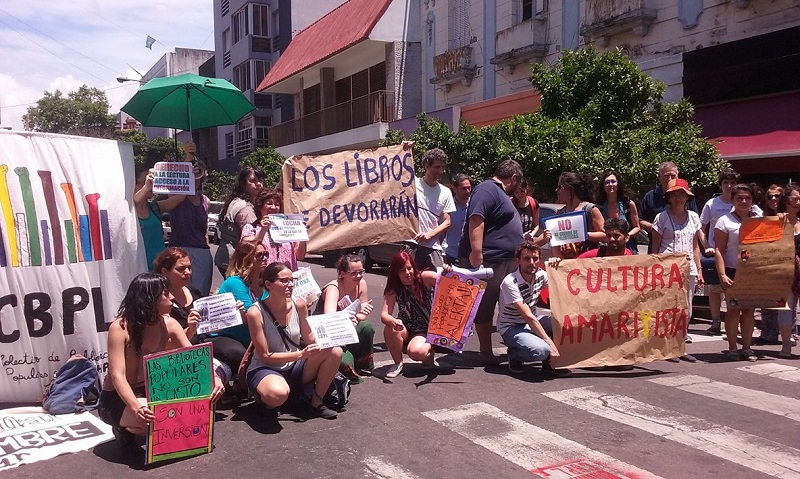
[121,73,255,131]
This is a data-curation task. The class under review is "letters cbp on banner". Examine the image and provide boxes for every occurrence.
[546,253,689,368]
[281,144,420,253]
[151,162,196,196]
[0,131,145,404]
[545,211,588,247]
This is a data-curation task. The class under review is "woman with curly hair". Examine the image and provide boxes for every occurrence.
[215,166,265,275]
[99,273,225,448]
[550,172,605,259]
[242,188,307,271]
[596,169,641,253]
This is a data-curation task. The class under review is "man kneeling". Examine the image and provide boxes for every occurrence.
[497,241,571,376]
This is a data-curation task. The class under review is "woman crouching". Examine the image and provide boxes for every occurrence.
[99,273,225,448]
[245,262,343,419]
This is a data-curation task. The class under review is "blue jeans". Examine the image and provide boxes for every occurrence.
[501,316,554,363]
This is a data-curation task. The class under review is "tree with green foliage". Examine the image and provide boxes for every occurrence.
[204,170,236,201]
[23,85,116,138]
[240,147,285,189]
[384,47,725,200]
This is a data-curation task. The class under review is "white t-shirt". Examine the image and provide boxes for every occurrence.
[701,196,763,247]
[414,177,456,250]
[497,268,547,335]
[714,212,762,268]
[652,210,702,276]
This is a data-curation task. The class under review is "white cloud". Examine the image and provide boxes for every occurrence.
[0,0,213,130]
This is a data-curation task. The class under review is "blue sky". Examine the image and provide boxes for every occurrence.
[0,1,214,130]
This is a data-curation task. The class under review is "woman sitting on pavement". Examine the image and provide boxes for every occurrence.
[99,273,225,447]
[246,262,343,419]
[381,250,440,378]
[316,254,375,382]
[242,188,307,271]
[715,183,762,361]
[154,247,201,341]
[650,178,703,362]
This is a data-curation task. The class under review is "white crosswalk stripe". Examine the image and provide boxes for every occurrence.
[422,402,662,479]
[363,456,421,479]
[738,362,800,382]
[647,374,800,422]
[543,387,800,479]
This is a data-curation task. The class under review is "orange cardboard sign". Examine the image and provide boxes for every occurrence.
[740,217,783,244]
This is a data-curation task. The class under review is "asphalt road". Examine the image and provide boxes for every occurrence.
[9,251,800,479]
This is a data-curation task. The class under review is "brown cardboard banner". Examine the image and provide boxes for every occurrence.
[727,217,794,309]
[281,144,419,253]
[547,253,689,368]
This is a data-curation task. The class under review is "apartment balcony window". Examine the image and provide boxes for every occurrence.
[580,0,657,46]
[493,4,549,73]
[253,4,269,37]
[268,91,395,148]
[233,61,251,92]
[430,45,477,91]
[233,6,249,44]
[254,93,273,109]
[235,117,254,156]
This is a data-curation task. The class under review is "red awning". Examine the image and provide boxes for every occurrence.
[256,0,392,93]
[694,92,800,161]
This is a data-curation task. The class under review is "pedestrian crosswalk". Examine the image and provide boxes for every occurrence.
[392,360,800,479]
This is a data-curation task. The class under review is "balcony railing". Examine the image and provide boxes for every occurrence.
[581,0,657,45]
[430,45,477,91]
[268,90,395,148]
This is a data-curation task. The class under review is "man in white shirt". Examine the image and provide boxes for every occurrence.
[411,148,456,270]
[497,240,571,376]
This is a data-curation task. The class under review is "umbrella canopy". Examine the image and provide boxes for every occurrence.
[121,73,256,131]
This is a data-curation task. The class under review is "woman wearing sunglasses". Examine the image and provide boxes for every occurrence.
[315,254,375,382]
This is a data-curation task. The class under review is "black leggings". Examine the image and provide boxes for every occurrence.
[207,336,247,376]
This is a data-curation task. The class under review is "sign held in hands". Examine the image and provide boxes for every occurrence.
[193,293,242,335]
[545,211,588,247]
[151,162,196,195]
[269,214,309,243]
[305,311,359,349]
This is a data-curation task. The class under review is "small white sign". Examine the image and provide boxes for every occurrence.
[305,311,358,349]
[269,214,308,243]
[151,161,196,195]
[544,211,588,247]
[292,266,321,305]
[193,293,242,335]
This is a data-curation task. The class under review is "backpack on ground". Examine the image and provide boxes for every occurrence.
[42,354,101,415]
[323,371,351,410]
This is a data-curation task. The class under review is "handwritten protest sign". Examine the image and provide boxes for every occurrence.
[727,218,794,309]
[194,293,242,335]
[152,162,196,195]
[292,267,321,305]
[547,253,688,368]
[143,343,215,464]
[427,271,486,352]
[282,144,419,252]
[305,312,359,349]
[147,398,213,463]
[144,343,214,403]
[545,211,588,247]
[269,214,309,243]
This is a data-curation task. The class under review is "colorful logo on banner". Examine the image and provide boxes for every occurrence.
[0,165,113,268]
[143,343,215,464]
[427,272,486,352]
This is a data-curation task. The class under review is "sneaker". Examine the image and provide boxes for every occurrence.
[421,356,439,370]
[740,349,758,362]
[385,362,403,378]
[542,360,572,378]
[679,354,698,363]
[708,319,722,336]
[665,358,680,363]
[508,358,525,373]
[685,334,693,344]
[723,349,740,361]
[479,351,501,366]
[309,402,338,420]
[779,345,793,359]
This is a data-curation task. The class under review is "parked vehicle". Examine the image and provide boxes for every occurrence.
[207,201,224,244]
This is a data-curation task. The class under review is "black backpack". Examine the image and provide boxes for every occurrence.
[42,355,101,415]
[323,372,351,410]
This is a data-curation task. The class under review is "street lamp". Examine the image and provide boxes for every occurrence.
[117,76,145,84]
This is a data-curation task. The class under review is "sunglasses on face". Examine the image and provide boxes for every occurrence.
[767,194,781,200]
[255,252,268,261]
[346,269,365,276]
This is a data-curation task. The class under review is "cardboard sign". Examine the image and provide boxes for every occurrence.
[269,213,309,243]
[292,266,321,305]
[427,271,486,352]
[151,162,196,195]
[144,343,214,403]
[547,253,689,368]
[193,293,242,335]
[545,211,588,247]
[305,311,359,349]
[282,144,419,252]
[727,218,794,309]
[147,398,214,463]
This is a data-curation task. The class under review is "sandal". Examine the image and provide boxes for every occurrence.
[723,349,740,361]
[740,349,758,362]
[310,390,338,420]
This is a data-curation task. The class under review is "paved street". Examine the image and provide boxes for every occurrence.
[9,254,800,479]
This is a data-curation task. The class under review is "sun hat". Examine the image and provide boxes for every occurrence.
[664,178,694,197]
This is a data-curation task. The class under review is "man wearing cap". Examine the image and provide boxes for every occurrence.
[651,178,703,362]
[640,162,699,253]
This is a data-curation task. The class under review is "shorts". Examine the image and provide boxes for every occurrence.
[98,385,145,428]
[246,359,307,396]
[408,243,443,271]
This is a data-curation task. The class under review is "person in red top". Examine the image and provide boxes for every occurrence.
[578,218,633,258]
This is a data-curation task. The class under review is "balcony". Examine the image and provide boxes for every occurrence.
[268,91,395,148]
[580,0,657,46]
[491,19,549,73]
[430,45,477,92]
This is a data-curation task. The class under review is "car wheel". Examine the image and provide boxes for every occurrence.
[356,247,373,272]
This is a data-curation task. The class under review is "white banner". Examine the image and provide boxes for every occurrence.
[0,131,145,403]
[151,161,196,195]
[545,211,588,247]
[269,214,308,243]
[194,293,242,335]
[305,311,358,349]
